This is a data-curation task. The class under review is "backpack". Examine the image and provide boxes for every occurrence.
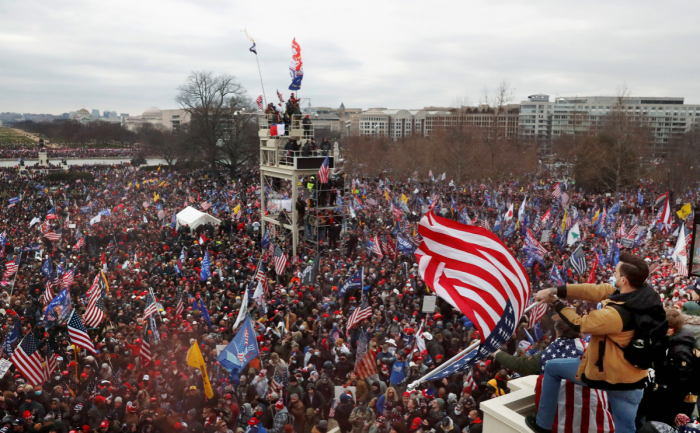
[616,304,668,370]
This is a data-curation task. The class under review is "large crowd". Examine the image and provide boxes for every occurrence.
[0,160,696,433]
[0,148,135,160]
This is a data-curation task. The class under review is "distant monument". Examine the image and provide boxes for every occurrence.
[37,139,48,166]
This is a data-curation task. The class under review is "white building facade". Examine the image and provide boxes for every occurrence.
[519,94,700,153]
[124,108,190,131]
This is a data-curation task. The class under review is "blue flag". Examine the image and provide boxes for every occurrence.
[338,269,363,298]
[200,250,211,281]
[2,319,20,357]
[638,190,643,206]
[44,289,72,329]
[198,298,211,327]
[397,234,416,255]
[175,248,186,275]
[261,231,269,249]
[218,316,259,371]
[41,257,53,278]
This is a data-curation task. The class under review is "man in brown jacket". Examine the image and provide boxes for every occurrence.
[526,253,665,433]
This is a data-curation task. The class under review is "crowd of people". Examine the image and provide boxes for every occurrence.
[0,148,135,160]
[0,159,696,433]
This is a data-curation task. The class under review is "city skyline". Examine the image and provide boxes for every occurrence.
[2,0,700,114]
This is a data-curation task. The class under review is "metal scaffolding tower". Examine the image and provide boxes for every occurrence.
[258,114,349,258]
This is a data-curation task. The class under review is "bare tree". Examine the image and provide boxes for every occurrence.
[137,123,180,166]
[176,71,252,170]
[218,94,259,172]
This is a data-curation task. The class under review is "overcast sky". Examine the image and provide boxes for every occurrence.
[2,0,700,115]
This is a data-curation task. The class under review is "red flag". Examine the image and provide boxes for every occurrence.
[586,257,598,284]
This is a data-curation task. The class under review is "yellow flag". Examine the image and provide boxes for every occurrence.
[154,192,160,202]
[187,340,213,399]
[562,211,568,232]
[520,186,524,192]
[401,194,408,204]
[384,189,390,202]
[159,181,166,187]
[591,209,600,225]
[233,204,241,215]
[157,165,161,171]
[677,203,692,220]
[99,270,110,293]
[136,183,140,189]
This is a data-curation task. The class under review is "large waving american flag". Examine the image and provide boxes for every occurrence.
[415,211,530,368]
[67,311,96,355]
[354,331,378,380]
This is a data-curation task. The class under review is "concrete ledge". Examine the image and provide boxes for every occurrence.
[480,375,538,433]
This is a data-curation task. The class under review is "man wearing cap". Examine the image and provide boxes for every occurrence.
[270,400,292,433]
[180,386,204,423]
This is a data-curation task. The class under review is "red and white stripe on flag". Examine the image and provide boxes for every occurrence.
[415,211,530,342]
[529,303,548,327]
[535,376,615,433]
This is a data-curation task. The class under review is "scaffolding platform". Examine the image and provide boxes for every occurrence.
[258,114,350,258]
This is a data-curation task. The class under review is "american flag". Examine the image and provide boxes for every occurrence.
[10,335,44,386]
[273,246,287,275]
[75,237,85,249]
[625,224,639,240]
[552,183,562,199]
[40,282,54,305]
[67,311,96,354]
[269,365,289,395]
[256,95,263,110]
[84,285,105,328]
[255,265,268,296]
[175,288,185,318]
[354,331,377,379]
[347,297,372,334]
[61,269,74,289]
[318,156,330,184]
[535,377,615,433]
[561,192,570,206]
[44,341,58,382]
[366,198,377,207]
[141,325,152,366]
[158,209,166,220]
[465,370,477,391]
[3,256,19,278]
[200,201,211,211]
[371,235,384,259]
[45,230,62,241]
[657,192,672,234]
[86,274,101,299]
[529,303,548,328]
[655,192,667,207]
[143,292,158,320]
[415,211,530,345]
[277,90,284,103]
[616,221,626,239]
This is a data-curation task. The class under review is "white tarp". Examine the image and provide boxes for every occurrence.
[176,206,221,230]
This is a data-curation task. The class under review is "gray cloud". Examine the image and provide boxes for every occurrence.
[2,0,700,115]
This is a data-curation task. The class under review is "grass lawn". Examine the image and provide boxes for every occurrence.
[0,128,37,145]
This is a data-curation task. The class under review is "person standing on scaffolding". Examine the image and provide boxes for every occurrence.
[303,115,312,138]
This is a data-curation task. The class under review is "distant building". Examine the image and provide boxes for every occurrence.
[91,109,101,118]
[73,109,94,124]
[518,94,700,154]
[124,107,191,131]
[302,104,362,137]
[357,106,519,139]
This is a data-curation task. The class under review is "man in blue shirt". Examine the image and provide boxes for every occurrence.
[389,351,410,395]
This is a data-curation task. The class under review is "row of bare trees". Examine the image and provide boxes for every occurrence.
[344,124,537,183]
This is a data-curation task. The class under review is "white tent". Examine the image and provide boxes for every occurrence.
[176,206,221,230]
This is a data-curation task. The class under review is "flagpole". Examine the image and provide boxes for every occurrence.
[407,302,541,391]
[255,53,267,108]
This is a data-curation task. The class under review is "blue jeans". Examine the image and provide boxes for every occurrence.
[536,358,644,433]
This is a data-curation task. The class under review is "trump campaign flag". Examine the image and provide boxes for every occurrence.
[218,316,259,371]
[414,211,531,379]
[43,289,72,329]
